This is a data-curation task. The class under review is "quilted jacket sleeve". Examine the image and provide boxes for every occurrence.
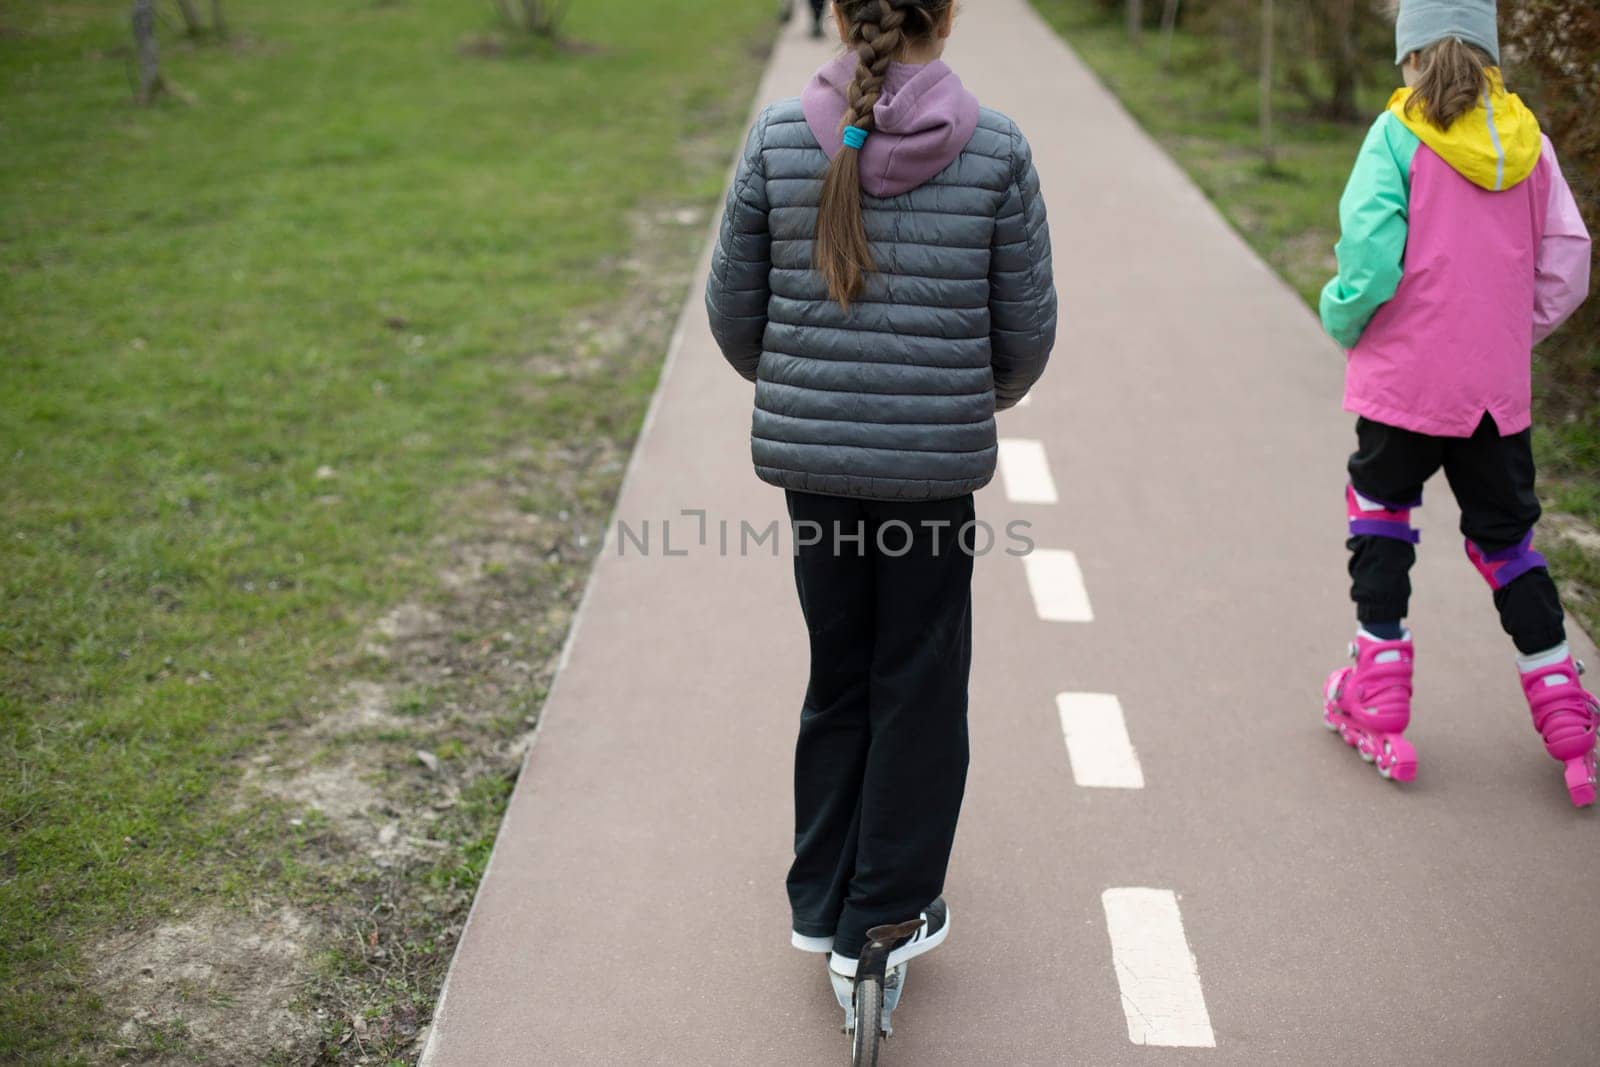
[705,108,774,383]
[988,122,1058,411]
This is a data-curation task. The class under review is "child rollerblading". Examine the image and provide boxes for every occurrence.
[706,0,1057,1047]
[1319,0,1594,804]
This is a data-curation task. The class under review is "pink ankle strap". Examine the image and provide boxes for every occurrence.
[1353,635,1414,672]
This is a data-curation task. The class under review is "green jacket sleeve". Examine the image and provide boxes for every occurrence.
[1320,112,1418,349]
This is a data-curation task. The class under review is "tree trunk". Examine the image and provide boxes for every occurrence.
[209,0,227,39]
[173,0,203,35]
[541,0,573,36]
[514,0,571,38]
[1127,0,1143,45]
[1160,0,1181,68]
[132,0,164,104]
[1260,0,1275,166]
[1322,0,1360,121]
[1326,63,1358,121]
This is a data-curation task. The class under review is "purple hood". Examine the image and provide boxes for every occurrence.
[801,53,981,198]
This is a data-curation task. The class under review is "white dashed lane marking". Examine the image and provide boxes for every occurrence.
[997,438,1058,504]
[1101,888,1217,1048]
[1005,401,1197,1045]
[1056,693,1144,789]
[1021,548,1093,622]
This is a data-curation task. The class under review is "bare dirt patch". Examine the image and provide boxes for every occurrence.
[309,681,410,739]
[1543,511,1600,557]
[97,907,320,1060]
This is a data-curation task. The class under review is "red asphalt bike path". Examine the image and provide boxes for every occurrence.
[421,4,1600,1062]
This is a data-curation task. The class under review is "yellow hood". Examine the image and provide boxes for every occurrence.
[1388,69,1542,191]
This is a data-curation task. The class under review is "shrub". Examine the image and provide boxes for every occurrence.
[495,0,572,39]
[1503,2,1600,418]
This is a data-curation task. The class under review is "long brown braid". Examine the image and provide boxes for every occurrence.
[815,0,952,306]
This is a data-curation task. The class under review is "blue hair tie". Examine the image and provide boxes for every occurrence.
[842,125,870,150]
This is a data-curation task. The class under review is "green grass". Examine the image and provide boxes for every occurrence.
[1031,0,1600,638]
[1030,0,1390,303]
[1,0,773,1058]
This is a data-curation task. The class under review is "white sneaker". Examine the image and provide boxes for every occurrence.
[829,898,949,978]
[791,930,834,954]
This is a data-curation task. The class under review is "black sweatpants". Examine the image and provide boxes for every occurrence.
[784,490,974,959]
[1347,414,1565,654]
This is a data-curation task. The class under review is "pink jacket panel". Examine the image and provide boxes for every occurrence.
[1345,144,1552,437]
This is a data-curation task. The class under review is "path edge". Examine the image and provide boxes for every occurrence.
[414,30,788,1065]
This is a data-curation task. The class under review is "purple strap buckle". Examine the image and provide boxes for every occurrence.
[1466,533,1548,590]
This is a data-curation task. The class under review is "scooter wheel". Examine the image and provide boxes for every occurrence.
[851,977,883,1066]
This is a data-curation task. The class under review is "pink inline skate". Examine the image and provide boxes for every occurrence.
[1519,654,1600,808]
[1323,633,1418,782]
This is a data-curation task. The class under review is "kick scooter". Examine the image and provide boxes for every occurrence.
[827,918,924,1066]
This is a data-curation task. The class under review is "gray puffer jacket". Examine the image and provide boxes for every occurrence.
[705,64,1056,502]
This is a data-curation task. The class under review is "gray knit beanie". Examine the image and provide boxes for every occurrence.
[1394,0,1500,66]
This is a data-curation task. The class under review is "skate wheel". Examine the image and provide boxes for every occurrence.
[851,978,883,1067]
[1376,735,1417,783]
[1564,753,1598,808]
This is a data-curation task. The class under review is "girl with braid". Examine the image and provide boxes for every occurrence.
[707,1,1057,976]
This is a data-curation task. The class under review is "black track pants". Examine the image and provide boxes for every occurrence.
[1346,414,1566,655]
[784,490,974,959]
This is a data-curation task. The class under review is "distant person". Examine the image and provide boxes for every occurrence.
[1319,0,1594,804]
[777,0,828,38]
[707,0,1056,984]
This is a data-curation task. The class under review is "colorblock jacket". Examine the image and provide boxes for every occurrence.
[1320,72,1590,437]
[705,57,1057,501]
